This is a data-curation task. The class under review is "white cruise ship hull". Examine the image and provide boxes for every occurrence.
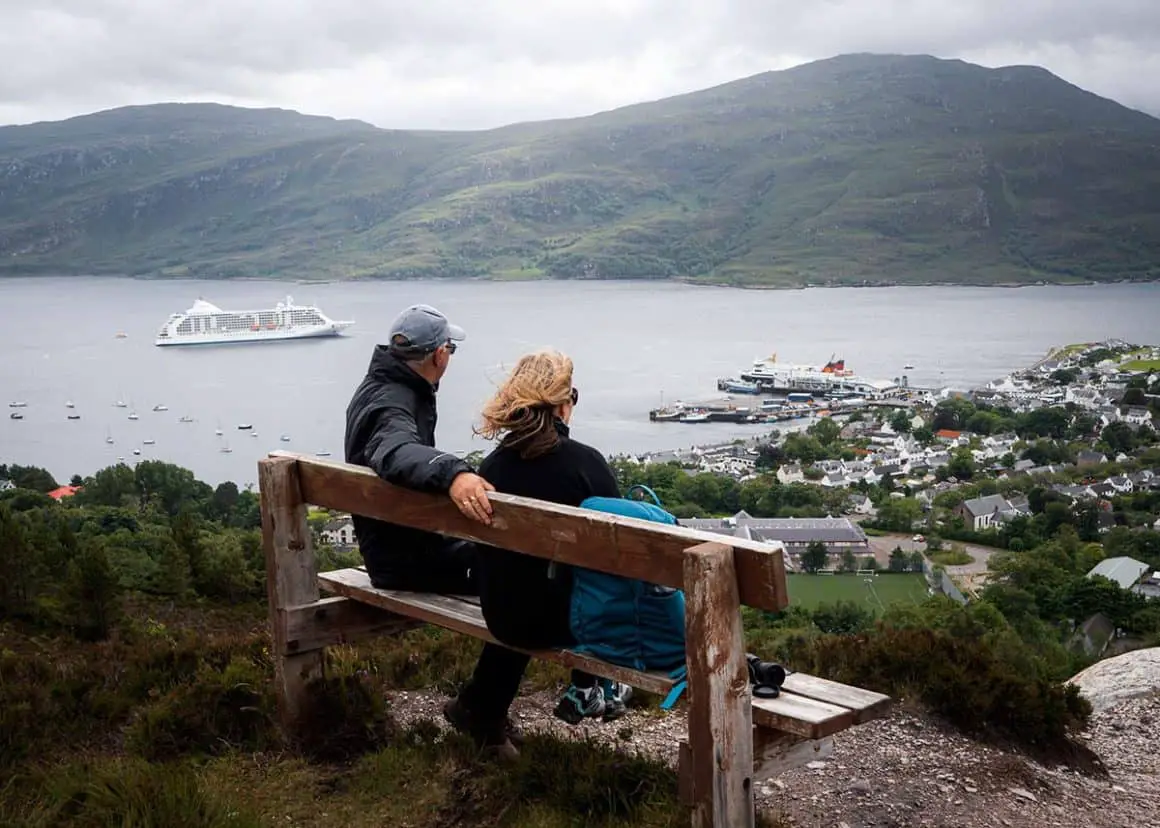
[154,295,354,347]
[155,322,352,347]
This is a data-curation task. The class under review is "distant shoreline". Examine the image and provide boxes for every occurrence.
[2,272,1158,291]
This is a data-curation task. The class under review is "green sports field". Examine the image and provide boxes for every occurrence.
[786,573,930,613]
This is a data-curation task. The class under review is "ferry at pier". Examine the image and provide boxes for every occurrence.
[155,296,354,346]
[737,353,893,396]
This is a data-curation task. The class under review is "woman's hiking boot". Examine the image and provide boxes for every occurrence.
[553,683,606,724]
[442,697,520,763]
[600,680,634,721]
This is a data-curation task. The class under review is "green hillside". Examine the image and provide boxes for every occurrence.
[3,53,1160,286]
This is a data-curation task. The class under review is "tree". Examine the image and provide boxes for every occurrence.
[60,537,121,641]
[913,426,934,445]
[0,463,58,493]
[840,549,858,572]
[907,550,925,572]
[946,448,976,480]
[808,417,841,446]
[876,498,922,532]
[800,541,829,574]
[888,545,909,572]
[889,410,913,434]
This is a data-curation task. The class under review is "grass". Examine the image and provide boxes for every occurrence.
[786,573,929,614]
[930,549,974,566]
[1121,359,1160,372]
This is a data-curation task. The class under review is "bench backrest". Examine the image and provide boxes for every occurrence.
[263,451,789,612]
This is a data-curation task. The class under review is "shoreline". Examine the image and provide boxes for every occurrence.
[2,272,1158,291]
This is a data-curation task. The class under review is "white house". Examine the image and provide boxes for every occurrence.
[954,494,1014,531]
[845,494,876,515]
[1124,406,1154,427]
[320,516,356,548]
[0,478,14,491]
[777,463,804,484]
[1106,476,1134,495]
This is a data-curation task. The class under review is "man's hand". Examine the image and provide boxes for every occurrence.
[449,472,495,525]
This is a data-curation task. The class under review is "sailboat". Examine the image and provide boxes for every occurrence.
[105,428,114,445]
[65,400,75,409]
[214,419,223,436]
[220,442,233,454]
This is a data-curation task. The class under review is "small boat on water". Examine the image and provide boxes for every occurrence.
[220,444,233,454]
[280,434,291,442]
[114,400,127,408]
[717,378,761,394]
[143,439,155,445]
[10,412,23,420]
[132,449,141,456]
[237,424,253,430]
[105,430,114,444]
[250,432,259,438]
[67,414,81,420]
[315,450,332,457]
[679,412,712,423]
[65,401,75,409]
[178,415,194,423]
[153,404,168,412]
[128,411,139,421]
[904,363,915,370]
[9,401,27,408]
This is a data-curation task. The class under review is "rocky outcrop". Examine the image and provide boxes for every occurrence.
[1068,647,1160,713]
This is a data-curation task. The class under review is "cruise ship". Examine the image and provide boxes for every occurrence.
[155,296,354,346]
[737,353,894,396]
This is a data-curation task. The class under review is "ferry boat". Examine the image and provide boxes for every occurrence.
[738,353,892,396]
[155,296,354,347]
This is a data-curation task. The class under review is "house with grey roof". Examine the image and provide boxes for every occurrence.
[776,463,804,484]
[1077,450,1108,468]
[320,516,356,549]
[0,478,14,492]
[1086,557,1150,590]
[681,512,869,557]
[953,494,1014,531]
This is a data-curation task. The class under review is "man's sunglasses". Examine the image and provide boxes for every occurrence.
[444,341,458,354]
[570,387,579,405]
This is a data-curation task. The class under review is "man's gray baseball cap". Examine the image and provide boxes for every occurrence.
[387,304,466,357]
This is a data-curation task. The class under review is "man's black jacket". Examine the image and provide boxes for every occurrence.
[344,346,472,581]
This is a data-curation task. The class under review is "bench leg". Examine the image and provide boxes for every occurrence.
[683,542,754,828]
[260,456,324,736]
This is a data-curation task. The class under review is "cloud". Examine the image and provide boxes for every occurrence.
[1,0,1158,129]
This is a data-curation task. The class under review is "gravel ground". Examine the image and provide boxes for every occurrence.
[387,686,1160,828]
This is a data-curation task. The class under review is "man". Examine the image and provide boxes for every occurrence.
[344,303,495,593]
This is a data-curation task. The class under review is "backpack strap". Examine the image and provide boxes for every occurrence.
[659,665,688,710]
[625,484,663,507]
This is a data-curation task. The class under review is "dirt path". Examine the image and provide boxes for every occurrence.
[387,685,1158,828]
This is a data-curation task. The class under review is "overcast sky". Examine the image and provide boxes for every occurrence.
[3,0,1159,129]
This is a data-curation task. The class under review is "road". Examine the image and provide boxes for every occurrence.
[866,533,1003,595]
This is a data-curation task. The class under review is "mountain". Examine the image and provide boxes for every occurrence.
[3,54,1160,287]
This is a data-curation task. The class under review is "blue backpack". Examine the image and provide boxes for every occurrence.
[570,485,688,709]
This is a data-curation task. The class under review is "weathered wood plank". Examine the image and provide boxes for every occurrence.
[752,729,834,782]
[259,456,324,733]
[282,451,787,612]
[318,567,677,695]
[683,542,754,828]
[750,693,856,739]
[279,596,422,654]
[681,729,835,802]
[781,673,892,723]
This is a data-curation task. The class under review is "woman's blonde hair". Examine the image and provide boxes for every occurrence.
[476,350,574,459]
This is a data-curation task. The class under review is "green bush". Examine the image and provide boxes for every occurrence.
[785,623,1095,765]
[125,656,277,761]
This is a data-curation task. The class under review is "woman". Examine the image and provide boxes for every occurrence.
[442,350,632,758]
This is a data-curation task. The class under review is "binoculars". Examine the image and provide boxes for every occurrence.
[746,654,787,698]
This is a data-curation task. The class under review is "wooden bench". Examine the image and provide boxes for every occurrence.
[259,451,891,828]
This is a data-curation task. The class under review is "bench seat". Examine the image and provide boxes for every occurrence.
[317,567,891,740]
